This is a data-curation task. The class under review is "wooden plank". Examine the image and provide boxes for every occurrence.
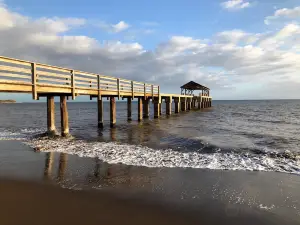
[75,80,97,86]
[0,65,31,74]
[37,64,70,73]
[37,83,70,88]
[100,76,118,81]
[74,71,98,78]
[0,72,31,79]
[37,70,70,79]
[119,83,131,87]
[37,77,72,84]
[74,76,97,82]
[0,83,32,92]
[99,80,117,85]
[0,56,31,66]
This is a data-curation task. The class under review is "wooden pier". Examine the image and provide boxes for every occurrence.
[0,56,212,136]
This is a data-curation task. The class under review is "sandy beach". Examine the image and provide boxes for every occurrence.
[0,140,299,225]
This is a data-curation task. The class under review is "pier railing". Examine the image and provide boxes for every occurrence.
[0,56,159,100]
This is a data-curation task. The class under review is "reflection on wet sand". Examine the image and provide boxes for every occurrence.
[44,152,54,179]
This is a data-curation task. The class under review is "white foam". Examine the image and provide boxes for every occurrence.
[26,138,300,175]
[0,128,45,140]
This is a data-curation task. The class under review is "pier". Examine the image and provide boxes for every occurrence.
[0,56,212,136]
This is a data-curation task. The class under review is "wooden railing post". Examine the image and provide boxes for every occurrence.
[158,86,161,103]
[144,83,146,99]
[117,78,120,99]
[31,62,37,100]
[151,84,154,100]
[131,81,134,99]
[97,75,101,100]
[71,70,75,100]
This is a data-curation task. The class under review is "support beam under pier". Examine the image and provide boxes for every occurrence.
[97,97,103,128]
[174,98,180,113]
[153,99,160,119]
[110,97,116,127]
[138,97,143,121]
[166,97,172,115]
[127,98,132,121]
[143,98,150,118]
[47,96,56,136]
[181,98,186,111]
[60,96,69,137]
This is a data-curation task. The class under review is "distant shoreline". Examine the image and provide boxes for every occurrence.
[0,100,16,103]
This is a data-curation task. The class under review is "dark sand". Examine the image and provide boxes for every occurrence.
[0,140,300,225]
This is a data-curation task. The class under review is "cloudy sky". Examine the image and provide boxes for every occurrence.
[1,0,300,101]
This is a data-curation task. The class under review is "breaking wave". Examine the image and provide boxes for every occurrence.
[26,138,300,175]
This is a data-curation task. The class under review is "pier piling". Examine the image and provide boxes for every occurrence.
[127,97,132,121]
[166,97,172,115]
[138,97,143,121]
[47,96,56,135]
[110,97,116,127]
[174,98,180,113]
[60,96,69,137]
[97,97,103,128]
[153,99,160,118]
[143,98,150,118]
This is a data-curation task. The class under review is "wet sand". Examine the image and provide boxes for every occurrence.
[0,140,300,225]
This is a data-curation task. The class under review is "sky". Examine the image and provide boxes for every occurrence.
[1,0,300,101]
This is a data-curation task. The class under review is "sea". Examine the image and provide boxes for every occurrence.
[0,100,300,174]
[1,99,300,224]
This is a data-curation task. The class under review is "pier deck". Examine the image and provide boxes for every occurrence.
[0,56,212,136]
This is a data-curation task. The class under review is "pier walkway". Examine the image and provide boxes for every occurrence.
[0,56,212,136]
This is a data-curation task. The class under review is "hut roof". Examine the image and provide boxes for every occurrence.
[180,81,210,91]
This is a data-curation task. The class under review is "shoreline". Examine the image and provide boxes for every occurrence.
[0,140,299,224]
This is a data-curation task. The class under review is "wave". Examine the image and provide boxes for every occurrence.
[26,138,300,175]
[0,128,46,140]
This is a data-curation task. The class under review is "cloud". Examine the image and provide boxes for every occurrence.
[265,6,300,25]
[221,0,251,10]
[98,20,130,33]
[1,3,300,99]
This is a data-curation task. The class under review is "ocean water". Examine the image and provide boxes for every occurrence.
[1,99,300,174]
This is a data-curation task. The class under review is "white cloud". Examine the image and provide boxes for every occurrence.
[265,6,300,25]
[221,0,251,10]
[1,3,300,99]
[98,20,130,33]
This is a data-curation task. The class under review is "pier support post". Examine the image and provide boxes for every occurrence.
[174,98,180,113]
[153,99,160,119]
[159,103,162,115]
[181,98,186,111]
[60,96,69,137]
[201,98,204,108]
[97,97,103,128]
[127,98,132,121]
[47,96,56,136]
[187,98,191,111]
[143,98,150,118]
[198,97,201,109]
[110,97,116,127]
[138,97,143,121]
[166,97,172,115]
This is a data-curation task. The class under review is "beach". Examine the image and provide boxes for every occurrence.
[0,140,299,224]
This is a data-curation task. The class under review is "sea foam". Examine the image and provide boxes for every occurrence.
[27,138,300,175]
